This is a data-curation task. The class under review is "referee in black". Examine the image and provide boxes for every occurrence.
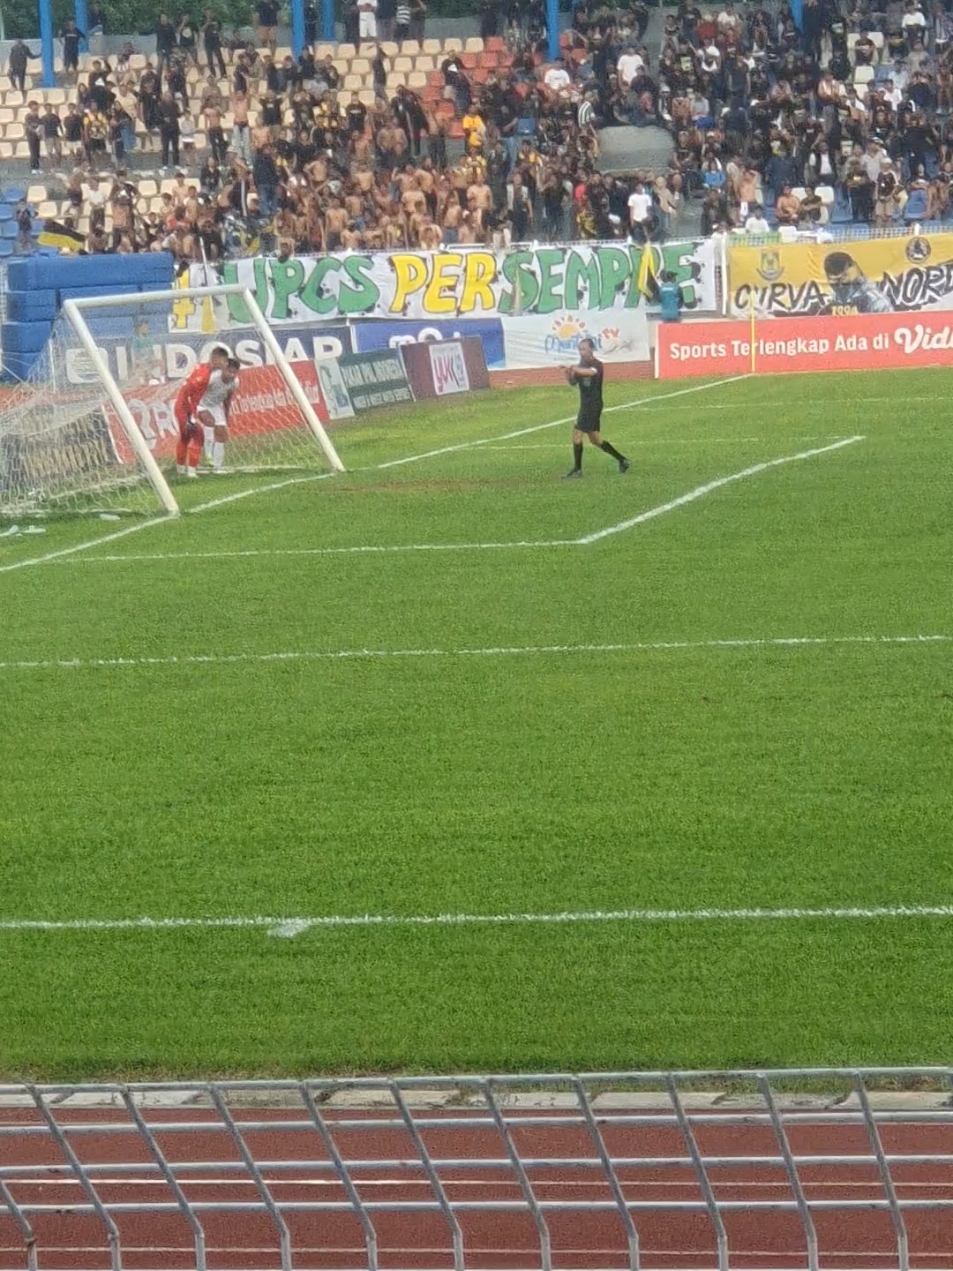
[563,339,629,478]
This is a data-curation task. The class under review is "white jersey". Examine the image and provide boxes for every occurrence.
[197,369,235,427]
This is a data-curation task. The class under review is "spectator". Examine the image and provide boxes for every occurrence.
[23,100,43,175]
[202,10,227,78]
[61,19,84,80]
[8,39,37,94]
[157,90,181,171]
[359,0,379,42]
[257,0,280,56]
[155,14,177,79]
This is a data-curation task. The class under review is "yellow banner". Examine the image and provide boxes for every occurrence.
[727,234,953,317]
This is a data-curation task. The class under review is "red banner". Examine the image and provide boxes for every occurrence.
[656,312,953,379]
[109,362,327,463]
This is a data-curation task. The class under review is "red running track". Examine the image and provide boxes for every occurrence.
[1,1106,952,1271]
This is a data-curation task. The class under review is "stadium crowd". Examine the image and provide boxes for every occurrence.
[8,0,953,259]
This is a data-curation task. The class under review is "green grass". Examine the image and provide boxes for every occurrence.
[2,368,952,1080]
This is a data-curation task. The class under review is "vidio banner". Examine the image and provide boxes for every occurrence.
[185,240,718,327]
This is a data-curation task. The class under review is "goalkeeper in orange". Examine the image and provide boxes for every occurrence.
[174,346,237,477]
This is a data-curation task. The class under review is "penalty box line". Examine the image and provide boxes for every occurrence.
[0,633,948,673]
[1,904,952,940]
[39,434,864,567]
[0,375,750,576]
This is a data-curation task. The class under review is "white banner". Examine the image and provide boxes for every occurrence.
[501,309,650,370]
[185,240,718,327]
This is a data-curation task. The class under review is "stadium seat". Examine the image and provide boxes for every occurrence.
[37,200,57,219]
[0,239,14,256]
[336,43,357,58]
[442,38,463,52]
[464,38,485,53]
[26,184,46,204]
[4,186,24,203]
[422,39,441,54]
[408,72,427,88]
[853,64,875,86]
[1,219,18,238]
[869,31,885,60]
[830,198,852,224]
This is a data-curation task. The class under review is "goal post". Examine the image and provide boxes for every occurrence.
[0,284,346,520]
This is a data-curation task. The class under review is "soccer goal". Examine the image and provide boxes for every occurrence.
[0,284,345,518]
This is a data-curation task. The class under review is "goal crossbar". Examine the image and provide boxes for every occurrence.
[59,284,346,518]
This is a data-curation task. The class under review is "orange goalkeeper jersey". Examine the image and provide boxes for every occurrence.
[174,364,212,427]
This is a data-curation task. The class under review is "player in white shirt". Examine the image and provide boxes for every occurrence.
[196,358,239,473]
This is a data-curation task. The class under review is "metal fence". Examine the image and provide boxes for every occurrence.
[1,1068,952,1271]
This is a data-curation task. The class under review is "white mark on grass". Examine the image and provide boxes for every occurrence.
[578,436,865,544]
[376,375,754,469]
[0,905,950,939]
[43,431,862,568]
[0,633,947,673]
[0,377,751,574]
[188,471,336,514]
[0,515,176,575]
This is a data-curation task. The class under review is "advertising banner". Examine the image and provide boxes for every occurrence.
[400,337,490,399]
[728,234,953,318]
[60,324,353,389]
[352,317,506,369]
[108,362,326,462]
[316,358,356,421]
[187,239,718,326]
[336,350,414,412]
[501,309,650,369]
[656,311,953,378]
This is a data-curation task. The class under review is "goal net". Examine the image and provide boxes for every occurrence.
[0,285,344,518]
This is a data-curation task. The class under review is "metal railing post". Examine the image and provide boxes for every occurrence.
[0,1174,37,1271]
[666,1074,729,1271]
[207,1086,292,1271]
[759,1075,819,1271]
[27,1084,123,1271]
[391,1081,465,1271]
[572,1078,640,1271]
[300,1083,379,1271]
[854,1073,909,1271]
[119,1087,207,1271]
[484,1079,552,1271]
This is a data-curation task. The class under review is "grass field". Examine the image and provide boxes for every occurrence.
[1,367,952,1081]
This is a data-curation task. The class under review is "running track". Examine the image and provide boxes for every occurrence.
[2,1101,953,1270]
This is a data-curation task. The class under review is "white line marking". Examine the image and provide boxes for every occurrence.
[0,633,947,673]
[487,436,842,449]
[376,376,753,469]
[578,437,864,544]
[0,515,176,575]
[47,539,578,564]
[42,432,861,568]
[188,471,336,513]
[0,377,750,574]
[0,904,950,938]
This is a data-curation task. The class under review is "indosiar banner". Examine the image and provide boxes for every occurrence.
[185,240,718,327]
[728,233,953,318]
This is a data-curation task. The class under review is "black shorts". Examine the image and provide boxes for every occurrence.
[576,411,602,434]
